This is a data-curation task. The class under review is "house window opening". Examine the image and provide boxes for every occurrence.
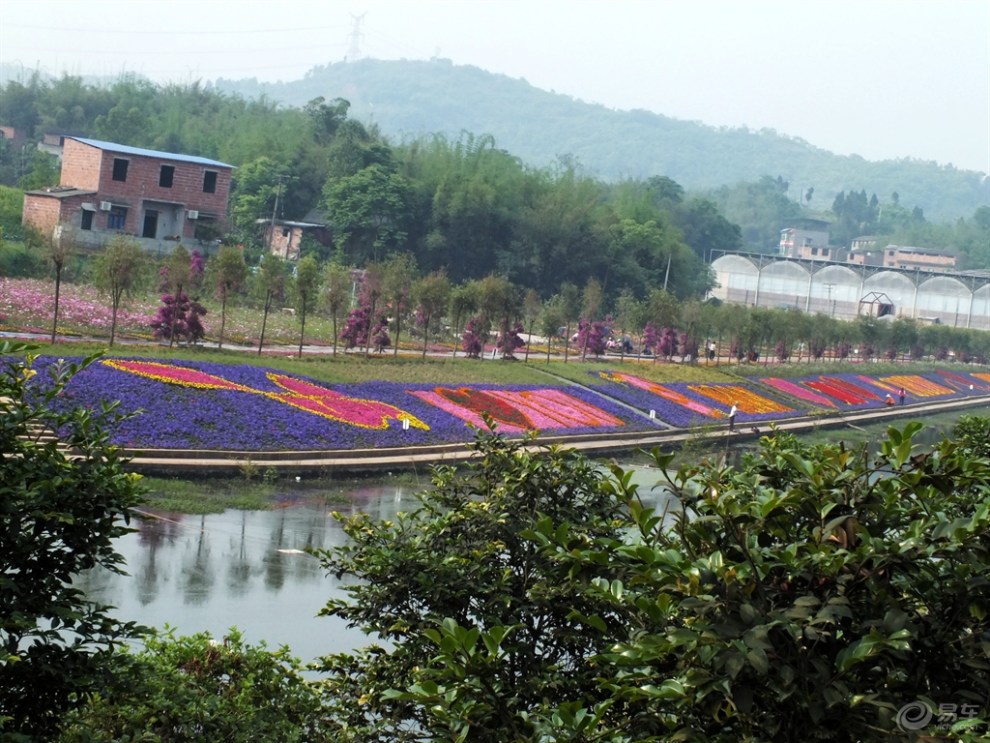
[159,165,175,188]
[112,158,129,182]
[203,171,217,193]
[107,207,127,230]
[81,210,94,230]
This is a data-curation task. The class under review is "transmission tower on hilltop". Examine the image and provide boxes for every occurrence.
[346,13,366,61]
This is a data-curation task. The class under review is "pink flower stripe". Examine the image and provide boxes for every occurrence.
[761,378,837,408]
[688,384,793,414]
[879,375,954,398]
[103,359,255,392]
[409,387,624,432]
[487,389,625,429]
[102,359,428,431]
[268,374,429,431]
[599,371,724,418]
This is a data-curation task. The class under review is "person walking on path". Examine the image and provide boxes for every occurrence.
[899,387,906,405]
[728,403,738,431]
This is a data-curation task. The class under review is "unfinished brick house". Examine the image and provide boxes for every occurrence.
[22,137,233,254]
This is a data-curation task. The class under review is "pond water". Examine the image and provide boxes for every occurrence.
[78,410,976,666]
[79,466,675,667]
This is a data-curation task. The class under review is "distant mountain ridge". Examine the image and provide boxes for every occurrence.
[211,58,988,222]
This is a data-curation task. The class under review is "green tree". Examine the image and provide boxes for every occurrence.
[32,225,79,345]
[382,252,416,357]
[293,254,320,358]
[313,426,631,742]
[538,294,566,363]
[210,243,248,349]
[559,281,582,362]
[448,280,480,358]
[93,234,143,347]
[256,252,287,355]
[323,143,412,264]
[412,269,451,358]
[320,261,353,356]
[15,149,59,191]
[0,345,146,739]
[59,629,327,743]
[539,422,990,740]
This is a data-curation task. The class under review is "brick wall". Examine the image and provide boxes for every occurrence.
[20,195,61,238]
[60,140,103,190]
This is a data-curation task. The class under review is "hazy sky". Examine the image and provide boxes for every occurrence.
[3,0,988,173]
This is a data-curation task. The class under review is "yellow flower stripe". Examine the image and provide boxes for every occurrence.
[879,375,953,397]
[688,384,793,414]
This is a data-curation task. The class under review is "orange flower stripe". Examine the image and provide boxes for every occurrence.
[600,371,724,418]
[973,373,990,384]
[858,375,898,393]
[688,384,793,414]
[879,375,954,397]
[101,360,429,431]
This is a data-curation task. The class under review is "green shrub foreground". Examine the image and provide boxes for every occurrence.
[2,343,988,741]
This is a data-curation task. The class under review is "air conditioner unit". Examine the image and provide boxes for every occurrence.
[99,201,112,211]
[187,210,199,220]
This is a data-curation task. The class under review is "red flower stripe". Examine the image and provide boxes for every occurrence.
[804,379,866,405]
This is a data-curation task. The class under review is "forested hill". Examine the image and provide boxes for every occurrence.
[213,58,988,223]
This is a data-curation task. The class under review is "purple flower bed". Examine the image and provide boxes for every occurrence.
[26,357,653,451]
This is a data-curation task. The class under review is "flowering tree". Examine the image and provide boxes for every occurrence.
[642,322,659,359]
[150,293,206,345]
[575,317,610,359]
[495,320,526,360]
[461,316,485,358]
[157,245,192,349]
[340,306,370,350]
[657,327,678,360]
[370,315,391,353]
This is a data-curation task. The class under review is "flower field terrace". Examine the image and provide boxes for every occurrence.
[26,356,656,452]
[0,278,157,337]
[0,277,339,346]
[593,370,798,428]
[592,367,990,427]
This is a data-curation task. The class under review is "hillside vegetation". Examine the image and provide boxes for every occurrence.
[215,58,989,223]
